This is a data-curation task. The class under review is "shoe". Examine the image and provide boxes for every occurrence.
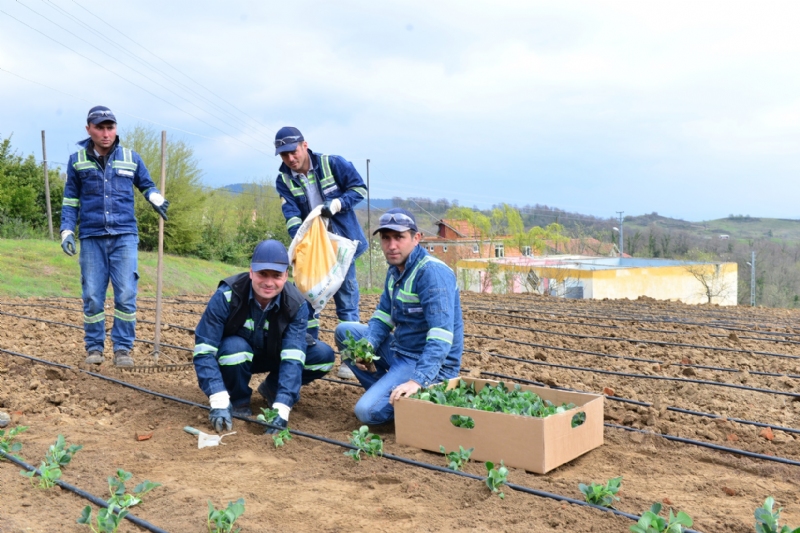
[257,380,276,408]
[84,350,104,365]
[113,350,134,367]
[337,364,356,380]
[231,403,253,418]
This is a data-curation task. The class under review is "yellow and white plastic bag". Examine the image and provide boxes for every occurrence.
[287,205,358,313]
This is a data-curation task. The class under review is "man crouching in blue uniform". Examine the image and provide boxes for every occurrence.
[334,209,464,425]
[193,240,334,434]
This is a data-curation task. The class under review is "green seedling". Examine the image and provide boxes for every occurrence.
[257,407,278,424]
[21,434,82,489]
[0,425,28,459]
[630,503,693,533]
[341,330,380,368]
[579,476,622,508]
[449,415,475,429]
[77,470,160,533]
[344,425,383,462]
[410,379,577,419]
[272,428,292,448]
[440,445,473,471]
[755,496,800,533]
[484,460,508,499]
[207,498,245,533]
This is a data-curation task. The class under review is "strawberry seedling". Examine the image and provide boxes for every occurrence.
[344,425,383,461]
[341,330,380,371]
[257,407,279,424]
[0,425,28,459]
[755,496,800,533]
[77,469,161,533]
[207,498,245,533]
[630,503,693,533]
[484,460,508,499]
[440,445,473,471]
[272,428,292,448]
[579,476,622,508]
[21,434,82,489]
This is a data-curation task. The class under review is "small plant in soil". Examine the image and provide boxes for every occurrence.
[257,408,292,447]
[77,469,160,533]
[579,476,622,508]
[21,434,82,489]
[484,460,508,499]
[410,379,576,418]
[630,503,693,533]
[440,445,473,471]
[344,425,383,461]
[755,496,800,533]
[207,498,245,533]
[0,425,28,459]
[341,330,380,371]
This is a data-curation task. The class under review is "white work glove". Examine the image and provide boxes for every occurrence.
[208,391,232,432]
[148,192,166,207]
[273,402,291,422]
[147,192,169,221]
[266,402,291,434]
[321,198,341,218]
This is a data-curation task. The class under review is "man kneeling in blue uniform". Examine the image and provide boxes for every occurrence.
[334,209,464,425]
[193,240,334,433]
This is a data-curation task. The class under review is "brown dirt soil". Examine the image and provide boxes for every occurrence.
[1,292,800,532]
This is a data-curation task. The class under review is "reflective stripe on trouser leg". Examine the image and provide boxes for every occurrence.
[79,236,110,352]
[217,336,255,406]
[108,234,139,352]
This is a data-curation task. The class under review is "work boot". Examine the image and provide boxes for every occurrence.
[84,350,104,365]
[231,403,253,418]
[337,363,356,380]
[113,349,134,367]
[257,379,276,408]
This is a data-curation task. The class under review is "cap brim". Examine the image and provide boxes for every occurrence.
[251,262,289,273]
[88,117,116,125]
[373,224,414,235]
[275,142,299,156]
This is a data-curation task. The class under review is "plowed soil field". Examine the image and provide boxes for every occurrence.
[1,292,799,533]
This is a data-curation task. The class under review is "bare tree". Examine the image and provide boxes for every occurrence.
[684,251,735,304]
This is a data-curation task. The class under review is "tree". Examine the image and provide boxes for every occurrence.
[684,249,735,304]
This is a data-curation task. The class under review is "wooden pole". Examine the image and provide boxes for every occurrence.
[153,131,167,363]
[366,158,371,291]
[41,131,54,240]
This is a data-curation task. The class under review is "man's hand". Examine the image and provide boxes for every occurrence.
[60,230,76,256]
[265,416,288,435]
[148,192,169,221]
[209,407,232,432]
[389,380,421,405]
[320,198,341,218]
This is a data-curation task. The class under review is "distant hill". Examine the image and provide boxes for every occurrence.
[624,213,800,242]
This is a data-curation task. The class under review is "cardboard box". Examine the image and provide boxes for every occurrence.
[394,377,604,474]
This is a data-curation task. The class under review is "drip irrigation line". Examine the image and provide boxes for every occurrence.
[481,372,800,436]
[480,348,800,399]
[470,319,800,361]
[0,449,171,533]
[0,348,681,528]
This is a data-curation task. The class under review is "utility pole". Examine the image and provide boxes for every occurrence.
[366,158,372,291]
[41,131,54,240]
[616,211,624,257]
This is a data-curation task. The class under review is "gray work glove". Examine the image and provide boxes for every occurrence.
[60,230,76,256]
[265,416,288,435]
[320,198,341,218]
[209,407,232,433]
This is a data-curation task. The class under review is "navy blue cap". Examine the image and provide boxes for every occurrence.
[251,240,290,273]
[373,208,418,235]
[274,126,304,155]
[87,106,116,125]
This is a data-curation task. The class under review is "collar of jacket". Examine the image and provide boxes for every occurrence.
[279,148,320,179]
[77,136,121,158]
[388,244,425,283]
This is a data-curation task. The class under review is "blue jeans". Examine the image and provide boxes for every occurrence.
[334,323,458,425]
[216,335,334,407]
[332,260,359,322]
[79,234,139,353]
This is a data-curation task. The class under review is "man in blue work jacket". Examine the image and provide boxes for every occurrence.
[274,127,367,379]
[193,240,335,433]
[334,209,464,425]
[60,106,169,367]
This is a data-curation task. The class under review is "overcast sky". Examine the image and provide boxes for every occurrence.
[2,1,799,221]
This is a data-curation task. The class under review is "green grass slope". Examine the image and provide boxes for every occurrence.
[0,238,243,298]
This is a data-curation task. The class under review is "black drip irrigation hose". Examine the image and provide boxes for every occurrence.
[0,348,693,529]
[0,449,170,533]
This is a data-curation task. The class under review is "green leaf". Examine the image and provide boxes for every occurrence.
[77,506,92,524]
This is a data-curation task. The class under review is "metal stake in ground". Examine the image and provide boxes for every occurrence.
[152,131,167,364]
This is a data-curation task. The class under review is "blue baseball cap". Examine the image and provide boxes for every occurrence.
[374,208,418,235]
[251,240,290,273]
[87,105,116,125]
[274,126,304,155]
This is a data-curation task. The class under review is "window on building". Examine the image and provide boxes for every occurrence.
[443,246,448,252]
[495,244,504,258]
[429,246,435,251]
[521,246,531,256]
[472,244,479,253]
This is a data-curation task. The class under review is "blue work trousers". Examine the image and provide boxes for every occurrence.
[79,234,139,353]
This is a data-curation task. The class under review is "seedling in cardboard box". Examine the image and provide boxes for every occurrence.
[755,497,800,533]
[484,460,508,499]
[579,476,622,508]
[440,445,473,471]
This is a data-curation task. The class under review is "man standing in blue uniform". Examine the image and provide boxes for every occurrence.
[274,127,367,379]
[60,106,169,367]
[193,240,335,434]
[334,209,464,425]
